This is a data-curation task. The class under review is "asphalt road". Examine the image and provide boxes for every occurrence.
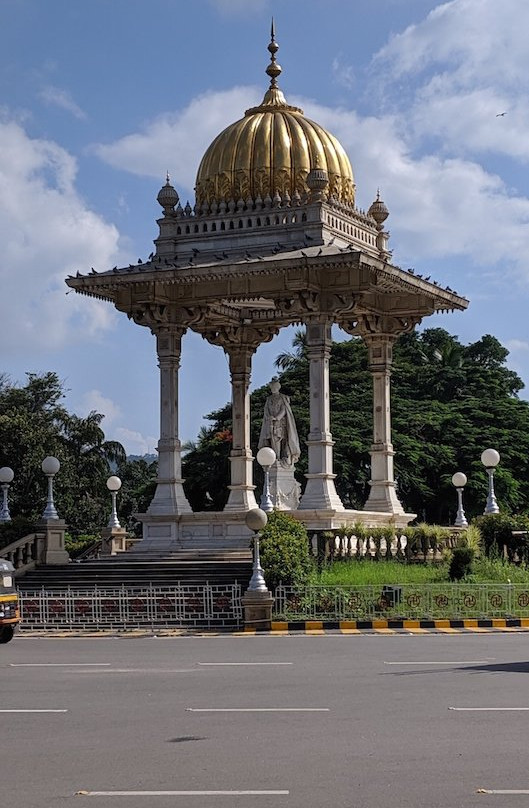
[3,632,529,807]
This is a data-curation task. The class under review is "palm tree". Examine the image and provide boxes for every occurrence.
[275,328,307,370]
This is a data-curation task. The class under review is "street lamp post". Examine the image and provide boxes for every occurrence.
[245,507,269,592]
[41,456,60,520]
[0,467,14,522]
[451,472,468,527]
[241,508,274,631]
[481,448,500,515]
[106,476,122,528]
[256,447,276,513]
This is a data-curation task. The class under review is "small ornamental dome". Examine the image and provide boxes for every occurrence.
[368,190,389,226]
[195,25,355,208]
[157,173,179,214]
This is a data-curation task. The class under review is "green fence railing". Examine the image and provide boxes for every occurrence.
[273,583,529,621]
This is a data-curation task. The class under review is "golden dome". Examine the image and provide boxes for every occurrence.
[195,26,355,208]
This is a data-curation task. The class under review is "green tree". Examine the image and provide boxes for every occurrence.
[182,329,529,524]
[0,372,152,538]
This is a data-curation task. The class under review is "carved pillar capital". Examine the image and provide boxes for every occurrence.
[129,303,206,334]
[345,312,422,340]
[203,324,279,353]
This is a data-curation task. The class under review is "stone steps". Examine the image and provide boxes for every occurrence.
[16,555,253,591]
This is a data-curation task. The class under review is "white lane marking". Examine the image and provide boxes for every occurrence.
[450,707,529,711]
[78,668,198,674]
[186,708,329,712]
[197,662,293,666]
[0,709,68,713]
[76,790,289,796]
[384,660,493,665]
[9,663,111,667]
[478,790,529,794]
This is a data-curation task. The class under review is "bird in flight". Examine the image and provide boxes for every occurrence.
[496,112,507,117]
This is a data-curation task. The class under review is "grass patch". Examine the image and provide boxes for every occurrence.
[312,558,529,586]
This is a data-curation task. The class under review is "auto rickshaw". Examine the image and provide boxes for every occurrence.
[0,559,19,643]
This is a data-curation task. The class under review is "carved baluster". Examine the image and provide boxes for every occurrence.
[396,533,404,560]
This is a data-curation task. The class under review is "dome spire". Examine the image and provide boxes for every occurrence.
[265,18,281,88]
[253,19,293,110]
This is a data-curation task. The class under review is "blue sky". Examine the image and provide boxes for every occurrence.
[1,0,528,455]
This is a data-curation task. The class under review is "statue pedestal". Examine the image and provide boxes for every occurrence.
[269,464,300,510]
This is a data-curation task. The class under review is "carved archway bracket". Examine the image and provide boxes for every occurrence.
[341,312,422,339]
[276,290,358,321]
[201,324,280,353]
[128,303,208,332]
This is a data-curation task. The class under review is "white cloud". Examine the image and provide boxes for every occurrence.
[91,73,529,281]
[93,87,261,197]
[506,339,529,353]
[297,98,529,274]
[0,115,121,355]
[39,85,87,120]
[77,390,122,424]
[332,56,356,90]
[114,427,157,456]
[373,0,529,162]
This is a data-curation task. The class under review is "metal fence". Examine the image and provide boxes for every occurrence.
[19,583,243,630]
[274,583,529,621]
[18,582,529,630]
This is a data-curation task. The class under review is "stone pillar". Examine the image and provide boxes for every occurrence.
[363,333,404,514]
[224,347,258,512]
[38,519,69,564]
[298,321,344,511]
[148,326,192,515]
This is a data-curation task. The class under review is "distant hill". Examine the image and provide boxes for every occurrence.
[127,454,157,464]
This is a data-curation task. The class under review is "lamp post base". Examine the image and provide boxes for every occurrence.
[241,589,274,631]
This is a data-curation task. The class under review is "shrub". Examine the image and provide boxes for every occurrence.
[474,513,529,559]
[0,516,36,551]
[258,511,313,590]
[65,533,99,559]
[457,524,482,556]
[449,547,474,581]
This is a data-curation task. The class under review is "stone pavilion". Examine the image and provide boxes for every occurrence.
[66,27,468,551]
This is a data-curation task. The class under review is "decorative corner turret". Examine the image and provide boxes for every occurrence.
[157,173,179,217]
[368,189,391,260]
[306,158,329,202]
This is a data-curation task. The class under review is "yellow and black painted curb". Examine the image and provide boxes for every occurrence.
[15,616,529,638]
[266,617,529,633]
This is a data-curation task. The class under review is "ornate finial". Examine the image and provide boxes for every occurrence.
[245,20,303,114]
[266,17,281,87]
[157,174,178,214]
[368,189,389,225]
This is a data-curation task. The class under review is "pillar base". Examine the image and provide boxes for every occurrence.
[364,481,405,515]
[241,589,274,631]
[147,480,192,516]
[101,527,135,556]
[224,486,258,512]
[298,474,345,511]
[37,519,69,565]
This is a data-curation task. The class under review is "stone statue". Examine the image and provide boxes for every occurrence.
[258,379,300,468]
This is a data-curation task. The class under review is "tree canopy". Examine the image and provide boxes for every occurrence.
[0,372,156,537]
[182,329,529,523]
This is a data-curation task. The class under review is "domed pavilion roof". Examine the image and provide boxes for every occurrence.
[195,24,355,208]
